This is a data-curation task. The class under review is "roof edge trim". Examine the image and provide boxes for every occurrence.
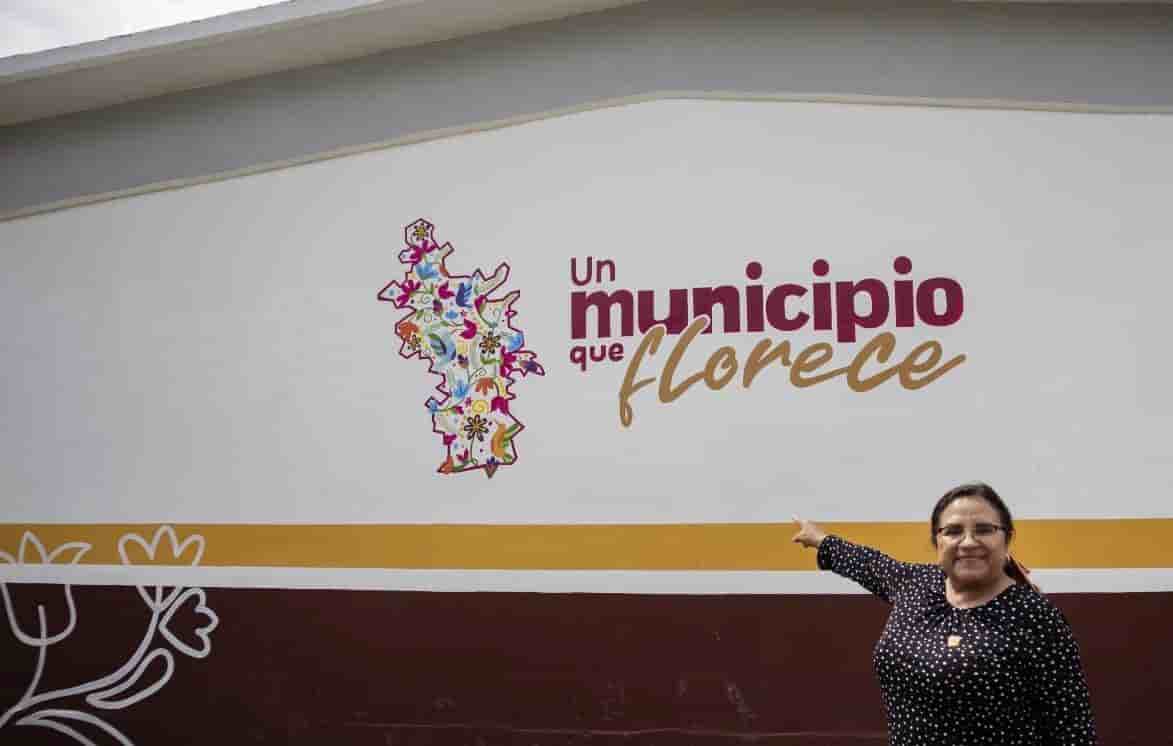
[4,90,1171,224]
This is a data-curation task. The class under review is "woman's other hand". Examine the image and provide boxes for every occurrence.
[791,516,827,549]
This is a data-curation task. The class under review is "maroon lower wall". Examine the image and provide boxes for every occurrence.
[0,587,1167,744]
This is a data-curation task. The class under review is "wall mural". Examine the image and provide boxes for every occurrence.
[379,219,545,477]
[0,528,217,745]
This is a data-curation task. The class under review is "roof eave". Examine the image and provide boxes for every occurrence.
[0,0,646,126]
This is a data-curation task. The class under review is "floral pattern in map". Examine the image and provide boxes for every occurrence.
[378,219,544,477]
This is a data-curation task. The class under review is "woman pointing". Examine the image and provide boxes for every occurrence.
[793,482,1096,745]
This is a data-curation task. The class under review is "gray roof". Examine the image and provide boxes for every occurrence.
[0,0,643,125]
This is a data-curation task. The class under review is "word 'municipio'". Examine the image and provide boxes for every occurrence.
[571,256,962,345]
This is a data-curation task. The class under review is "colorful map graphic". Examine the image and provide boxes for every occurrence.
[378,220,544,477]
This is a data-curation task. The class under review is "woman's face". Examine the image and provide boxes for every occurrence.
[935,496,1010,590]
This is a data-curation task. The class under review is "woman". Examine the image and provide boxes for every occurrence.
[793,482,1096,745]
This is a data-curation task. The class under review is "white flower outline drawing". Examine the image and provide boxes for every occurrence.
[0,526,219,745]
[0,532,90,646]
[117,525,206,611]
[159,587,219,659]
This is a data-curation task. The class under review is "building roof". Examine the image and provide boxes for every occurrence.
[0,0,643,126]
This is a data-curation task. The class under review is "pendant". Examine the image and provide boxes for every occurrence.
[947,635,962,648]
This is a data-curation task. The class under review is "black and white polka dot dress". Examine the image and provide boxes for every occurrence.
[817,535,1097,745]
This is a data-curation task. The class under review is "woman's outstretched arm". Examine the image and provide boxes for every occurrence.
[792,517,917,603]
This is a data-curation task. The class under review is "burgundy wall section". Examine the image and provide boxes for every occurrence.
[0,587,1167,744]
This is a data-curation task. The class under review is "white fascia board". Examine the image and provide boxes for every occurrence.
[0,0,646,126]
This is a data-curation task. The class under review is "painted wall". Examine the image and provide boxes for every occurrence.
[4,99,1173,524]
[2,96,1172,743]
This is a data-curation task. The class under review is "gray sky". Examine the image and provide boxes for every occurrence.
[1,0,287,59]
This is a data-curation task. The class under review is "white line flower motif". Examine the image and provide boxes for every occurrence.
[117,526,205,611]
[1,525,221,745]
[0,532,90,647]
[160,588,219,659]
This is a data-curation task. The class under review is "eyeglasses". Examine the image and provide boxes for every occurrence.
[936,523,1006,542]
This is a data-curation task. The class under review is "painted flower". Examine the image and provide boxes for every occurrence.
[464,414,490,441]
[479,332,502,356]
[0,532,90,647]
[410,220,432,243]
[117,528,217,657]
[393,279,420,307]
[396,320,420,341]
[118,526,205,612]
[474,378,496,396]
[159,588,219,659]
[0,527,220,745]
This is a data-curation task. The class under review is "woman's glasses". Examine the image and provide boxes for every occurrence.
[936,523,1006,542]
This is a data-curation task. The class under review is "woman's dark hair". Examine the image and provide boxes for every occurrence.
[931,482,1036,589]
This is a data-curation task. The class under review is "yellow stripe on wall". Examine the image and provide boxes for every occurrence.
[0,520,1170,570]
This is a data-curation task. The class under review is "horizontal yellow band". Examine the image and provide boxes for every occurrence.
[0,520,1168,570]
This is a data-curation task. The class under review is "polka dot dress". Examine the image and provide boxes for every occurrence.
[818,535,1097,745]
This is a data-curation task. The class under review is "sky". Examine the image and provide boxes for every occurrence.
[1,0,288,59]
